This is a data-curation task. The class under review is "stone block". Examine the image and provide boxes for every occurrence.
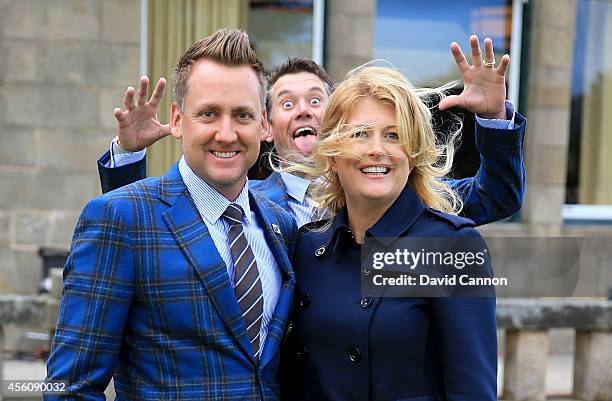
[84,44,140,86]
[327,0,375,17]
[102,0,140,43]
[0,249,42,294]
[2,83,98,128]
[12,210,51,248]
[574,331,612,401]
[0,210,9,247]
[526,107,571,147]
[99,87,131,131]
[0,170,99,211]
[503,329,549,401]
[1,0,46,39]
[525,145,568,186]
[538,0,576,29]
[326,55,371,82]
[39,43,89,85]
[527,68,572,108]
[521,184,565,225]
[38,129,111,173]
[0,127,37,168]
[44,0,100,41]
[529,27,575,69]
[326,14,374,59]
[48,211,80,248]
[3,40,38,82]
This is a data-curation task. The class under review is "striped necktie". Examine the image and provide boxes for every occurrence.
[222,203,264,359]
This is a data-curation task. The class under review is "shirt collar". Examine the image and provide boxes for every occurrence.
[178,156,252,225]
[280,172,312,203]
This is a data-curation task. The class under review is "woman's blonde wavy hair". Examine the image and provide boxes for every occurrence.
[277,65,463,223]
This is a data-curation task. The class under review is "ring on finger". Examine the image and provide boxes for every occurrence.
[482,58,496,67]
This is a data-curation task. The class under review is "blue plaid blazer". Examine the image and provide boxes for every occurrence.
[97,112,526,226]
[45,163,297,400]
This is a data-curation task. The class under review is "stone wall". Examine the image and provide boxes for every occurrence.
[324,0,375,82]
[0,0,141,294]
[522,0,576,225]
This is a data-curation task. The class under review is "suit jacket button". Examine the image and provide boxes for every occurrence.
[348,347,361,363]
[299,293,311,308]
[315,245,326,256]
[360,296,372,308]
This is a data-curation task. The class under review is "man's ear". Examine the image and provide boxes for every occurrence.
[261,110,273,142]
[170,101,183,139]
[264,123,274,143]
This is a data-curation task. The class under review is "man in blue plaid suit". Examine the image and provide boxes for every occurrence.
[97,38,525,228]
[45,29,297,400]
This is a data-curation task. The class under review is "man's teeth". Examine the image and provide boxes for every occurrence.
[361,166,389,175]
[293,127,316,138]
[213,151,237,158]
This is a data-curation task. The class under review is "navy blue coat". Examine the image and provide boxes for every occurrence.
[280,184,497,401]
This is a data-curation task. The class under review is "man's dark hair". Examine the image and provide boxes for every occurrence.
[265,57,335,117]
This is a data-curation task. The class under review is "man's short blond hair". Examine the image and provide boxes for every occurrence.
[173,28,266,111]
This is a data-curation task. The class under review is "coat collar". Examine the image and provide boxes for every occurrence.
[324,183,426,251]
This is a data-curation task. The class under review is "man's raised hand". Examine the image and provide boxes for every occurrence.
[113,76,171,152]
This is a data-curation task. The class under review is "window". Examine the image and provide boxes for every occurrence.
[565,0,612,210]
[374,0,515,180]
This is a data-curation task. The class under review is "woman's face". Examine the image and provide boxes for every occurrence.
[331,96,411,210]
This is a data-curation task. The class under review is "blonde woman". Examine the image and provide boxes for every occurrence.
[281,66,497,400]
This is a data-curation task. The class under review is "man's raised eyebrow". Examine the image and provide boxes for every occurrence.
[276,86,326,99]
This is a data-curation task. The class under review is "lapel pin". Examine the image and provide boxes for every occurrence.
[272,224,281,235]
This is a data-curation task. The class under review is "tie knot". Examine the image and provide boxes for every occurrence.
[223,203,244,225]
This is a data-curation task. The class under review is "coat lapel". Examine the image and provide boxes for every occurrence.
[159,165,255,363]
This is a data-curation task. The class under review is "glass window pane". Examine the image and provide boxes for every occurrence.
[248,0,313,69]
[375,0,512,86]
[566,0,612,205]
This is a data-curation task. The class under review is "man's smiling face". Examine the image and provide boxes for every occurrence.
[269,72,329,159]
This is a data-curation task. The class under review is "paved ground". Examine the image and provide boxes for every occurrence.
[2,353,575,400]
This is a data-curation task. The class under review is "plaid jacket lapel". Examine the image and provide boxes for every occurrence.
[249,190,296,368]
[159,166,256,364]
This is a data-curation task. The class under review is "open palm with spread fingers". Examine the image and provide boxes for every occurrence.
[113,76,171,152]
[439,35,510,120]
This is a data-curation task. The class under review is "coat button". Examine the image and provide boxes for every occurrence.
[361,267,371,276]
[299,293,311,308]
[295,346,308,361]
[348,347,361,362]
[315,245,326,256]
[360,296,372,308]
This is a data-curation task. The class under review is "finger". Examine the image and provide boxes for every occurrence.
[148,77,167,108]
[497,54,510,76]
[136,76,148,106]
[450,42,469,74]
[483,37,495,64]
[438,94,464,111]
[124,86,135,110]
[114,107,126,122]
[470,35,482,66]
